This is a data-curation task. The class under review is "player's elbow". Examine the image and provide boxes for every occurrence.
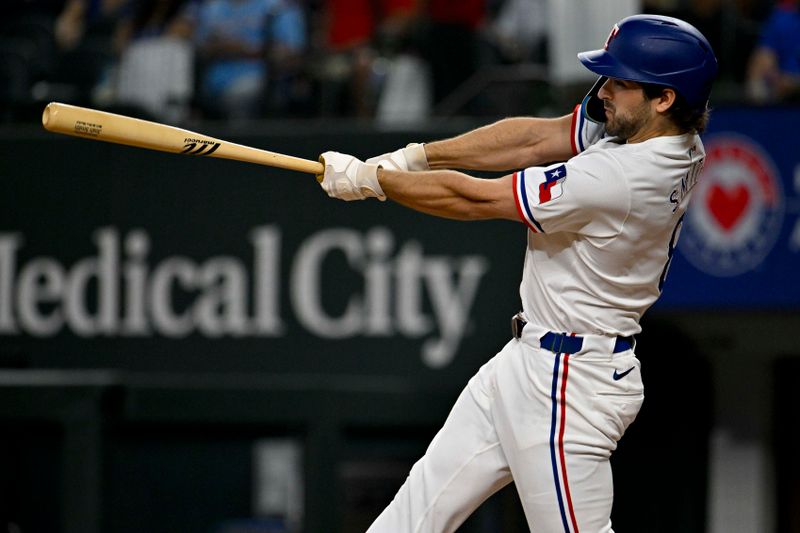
[450,196,518,222]
[429,173,517,221]
[520,115,575,166]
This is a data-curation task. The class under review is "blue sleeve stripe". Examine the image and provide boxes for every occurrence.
[518,170,545,233]
[577,97,589,153]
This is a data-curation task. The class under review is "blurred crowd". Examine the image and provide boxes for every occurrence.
[2,0,799,125]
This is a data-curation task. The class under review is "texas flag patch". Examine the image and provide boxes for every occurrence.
[538,164,568,204]
[513,164,570,234]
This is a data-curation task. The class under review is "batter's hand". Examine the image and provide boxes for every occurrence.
[366,143,429,172]
[318,152,386,201]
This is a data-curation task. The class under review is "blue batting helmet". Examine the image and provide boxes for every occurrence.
[578,14,718,109]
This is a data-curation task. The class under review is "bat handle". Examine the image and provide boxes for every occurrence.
[316,156,325,183]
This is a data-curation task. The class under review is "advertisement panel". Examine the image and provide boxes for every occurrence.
[2,107,798,376]
[659,106,800,308]
[0,127,520,380]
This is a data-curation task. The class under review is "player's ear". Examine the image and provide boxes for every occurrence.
[654,88,677,113]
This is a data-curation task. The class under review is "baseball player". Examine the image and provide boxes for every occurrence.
[317,14,717,533]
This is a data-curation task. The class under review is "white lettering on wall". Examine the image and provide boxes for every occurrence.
[0,226,491,367]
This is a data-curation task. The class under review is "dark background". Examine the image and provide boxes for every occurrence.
[1,109,798,532]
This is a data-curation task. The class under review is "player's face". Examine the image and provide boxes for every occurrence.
[597,78,653,140]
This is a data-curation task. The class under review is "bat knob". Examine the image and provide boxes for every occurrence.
[316,155,326,183]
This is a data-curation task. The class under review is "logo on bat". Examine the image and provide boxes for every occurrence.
[74,120,102,137]
[182,138,221,155]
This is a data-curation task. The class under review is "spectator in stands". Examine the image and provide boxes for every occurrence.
[49,0,131,106]
[485,0,547,64]
[422,0,486,106]
[746,0,800,103]
[178,0,307,120]
[112,0,189,53]
[316,0,418,117]
[109,0,195,121]
[54,0,130,51]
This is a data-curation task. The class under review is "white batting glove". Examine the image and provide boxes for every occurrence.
[366,143,429,172]
[318,151,386,201]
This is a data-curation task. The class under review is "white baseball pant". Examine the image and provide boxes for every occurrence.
[367,319,644,532]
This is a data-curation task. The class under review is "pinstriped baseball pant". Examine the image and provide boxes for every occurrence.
[366,322,644,533]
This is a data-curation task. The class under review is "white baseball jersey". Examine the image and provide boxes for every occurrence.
[368,102,705,533]
[513,105,705,336]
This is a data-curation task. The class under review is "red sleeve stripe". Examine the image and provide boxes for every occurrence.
[570,104,580,156]
[513,171,543,233]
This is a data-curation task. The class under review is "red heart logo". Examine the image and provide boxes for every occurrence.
[707,184,750,231]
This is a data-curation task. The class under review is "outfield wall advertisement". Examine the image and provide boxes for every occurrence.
[1,107,798,375]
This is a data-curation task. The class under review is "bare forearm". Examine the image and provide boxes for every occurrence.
[377,168,517,221]
[424,115,574,171]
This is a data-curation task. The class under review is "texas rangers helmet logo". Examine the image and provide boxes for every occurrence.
[604,24,620,50]
[539,164,567,204]
[680,135,784,277]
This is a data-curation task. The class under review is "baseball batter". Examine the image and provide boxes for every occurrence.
[317,15,717,533]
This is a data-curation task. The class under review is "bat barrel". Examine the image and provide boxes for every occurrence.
[41,103,53,129]
[41,102,324,176]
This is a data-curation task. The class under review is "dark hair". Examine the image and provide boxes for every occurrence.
[640,82,710,134]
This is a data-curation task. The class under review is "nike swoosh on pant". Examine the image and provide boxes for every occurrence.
[612,367,635,380]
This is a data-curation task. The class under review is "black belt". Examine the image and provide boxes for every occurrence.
[511,314,633,354]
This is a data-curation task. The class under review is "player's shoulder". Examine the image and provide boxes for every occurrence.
[629,133,704,163]
[585,133,700,163]
[569,138,627,177]
[563,143,631,208]
[569,135,680,192]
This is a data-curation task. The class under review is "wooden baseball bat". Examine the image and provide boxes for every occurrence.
[41,102,324,175]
